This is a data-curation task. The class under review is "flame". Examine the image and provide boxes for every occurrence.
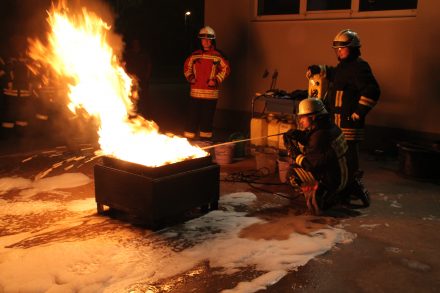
[28,1,207,166]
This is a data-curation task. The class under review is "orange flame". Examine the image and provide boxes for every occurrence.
[28,1,207,166]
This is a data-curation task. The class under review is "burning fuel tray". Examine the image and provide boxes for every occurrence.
[94,155,220,228]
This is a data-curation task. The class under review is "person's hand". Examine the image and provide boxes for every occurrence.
[351,112,360,121]
[302,181,320,215]
[284,129,301,140]
[283,129,301,147]
[283,133,293,151]
[289,143,302,159]
[207,79,217,87]
[188,74,196,84]
[284,138,301,159]
[306,65,321,79]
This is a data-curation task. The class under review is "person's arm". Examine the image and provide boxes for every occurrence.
[353,61,380,119]
[213,54,230,85]
[294,131,332,173]
[183,53,196,83]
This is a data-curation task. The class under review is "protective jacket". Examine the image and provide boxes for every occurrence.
[325,57,380,141]
[3,57,33,97]
[289,114,352,194]
[184,48,230,99]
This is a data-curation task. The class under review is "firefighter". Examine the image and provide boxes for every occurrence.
[2,53,35,132]
[183,26,230,141]
[0,56,7,137]
[283,98,369,215]
[306,29,380,199]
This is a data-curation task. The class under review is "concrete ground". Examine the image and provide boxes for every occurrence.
[0,134,439,292]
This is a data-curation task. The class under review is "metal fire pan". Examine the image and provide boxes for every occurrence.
[94,156,219,228]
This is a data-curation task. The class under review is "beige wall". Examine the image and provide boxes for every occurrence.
[206,0,440,135]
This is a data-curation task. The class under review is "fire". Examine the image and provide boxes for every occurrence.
[28,1,207,166]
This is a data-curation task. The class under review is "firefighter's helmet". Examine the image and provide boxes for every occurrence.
[198,26,216,40]
[332,29,361,48]
[297,98,328,116]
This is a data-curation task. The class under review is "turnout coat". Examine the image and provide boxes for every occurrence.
[325,57,380,141]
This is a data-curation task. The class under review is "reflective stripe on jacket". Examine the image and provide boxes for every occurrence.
[326,57,380,141]
[184,48,230,99]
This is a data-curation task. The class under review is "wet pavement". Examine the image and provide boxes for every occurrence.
[0,136,439,292]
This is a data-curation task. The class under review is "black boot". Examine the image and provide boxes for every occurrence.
[350,177,370,208]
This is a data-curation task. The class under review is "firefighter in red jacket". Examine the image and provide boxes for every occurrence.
[307,29,380,198]
[284,98,369,215]
[183,26,230,140]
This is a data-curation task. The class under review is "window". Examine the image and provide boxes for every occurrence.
[257,0,299,16]
[359,0,418,12]
[255,0,418,19]
[307,0,351,11]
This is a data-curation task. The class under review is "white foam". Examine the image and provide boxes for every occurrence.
[0,186,355,292]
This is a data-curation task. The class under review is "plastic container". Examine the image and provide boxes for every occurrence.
[397,142,440,180]
[277,157,291,183]
[229,132,246,158]
[250,117,268,146]
[267,118,280,148]
[214,144,235,165]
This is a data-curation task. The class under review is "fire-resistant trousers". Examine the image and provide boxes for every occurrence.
[184,97,217,139]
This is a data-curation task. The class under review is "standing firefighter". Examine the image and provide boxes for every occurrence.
[183,26,230,141]
[1,35,36,133]
[283,98,369,215]
[307,29,380,199]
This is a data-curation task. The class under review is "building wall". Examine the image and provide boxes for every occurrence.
[205,0,440,137]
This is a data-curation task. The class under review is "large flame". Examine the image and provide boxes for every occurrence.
[28,1,207,166]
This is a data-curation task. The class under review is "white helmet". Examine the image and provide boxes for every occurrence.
[298,98,328,116]
[198,26,216,39]
[332,29,361,48]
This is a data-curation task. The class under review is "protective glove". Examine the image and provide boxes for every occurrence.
[285,129,301,139]
[288,142,302,159]
[283,132,293,150]
[302,182,320,215]
[283,133,302,159]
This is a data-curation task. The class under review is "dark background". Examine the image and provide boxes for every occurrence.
[0,0,204,81]
[0,0,205,146]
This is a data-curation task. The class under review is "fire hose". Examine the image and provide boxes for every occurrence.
[201,132,303,201]
[200,133,285,150]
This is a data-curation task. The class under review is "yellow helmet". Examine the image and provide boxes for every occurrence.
[332,29,361,48]
[298,98,328,116]
[198,26,216,39]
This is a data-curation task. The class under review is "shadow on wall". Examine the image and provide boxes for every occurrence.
[216,20,266,131]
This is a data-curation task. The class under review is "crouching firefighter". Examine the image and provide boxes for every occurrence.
[283,98,370,215]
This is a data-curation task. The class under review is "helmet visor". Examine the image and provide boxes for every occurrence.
[198,33,215,39]
[332,40,351,48]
